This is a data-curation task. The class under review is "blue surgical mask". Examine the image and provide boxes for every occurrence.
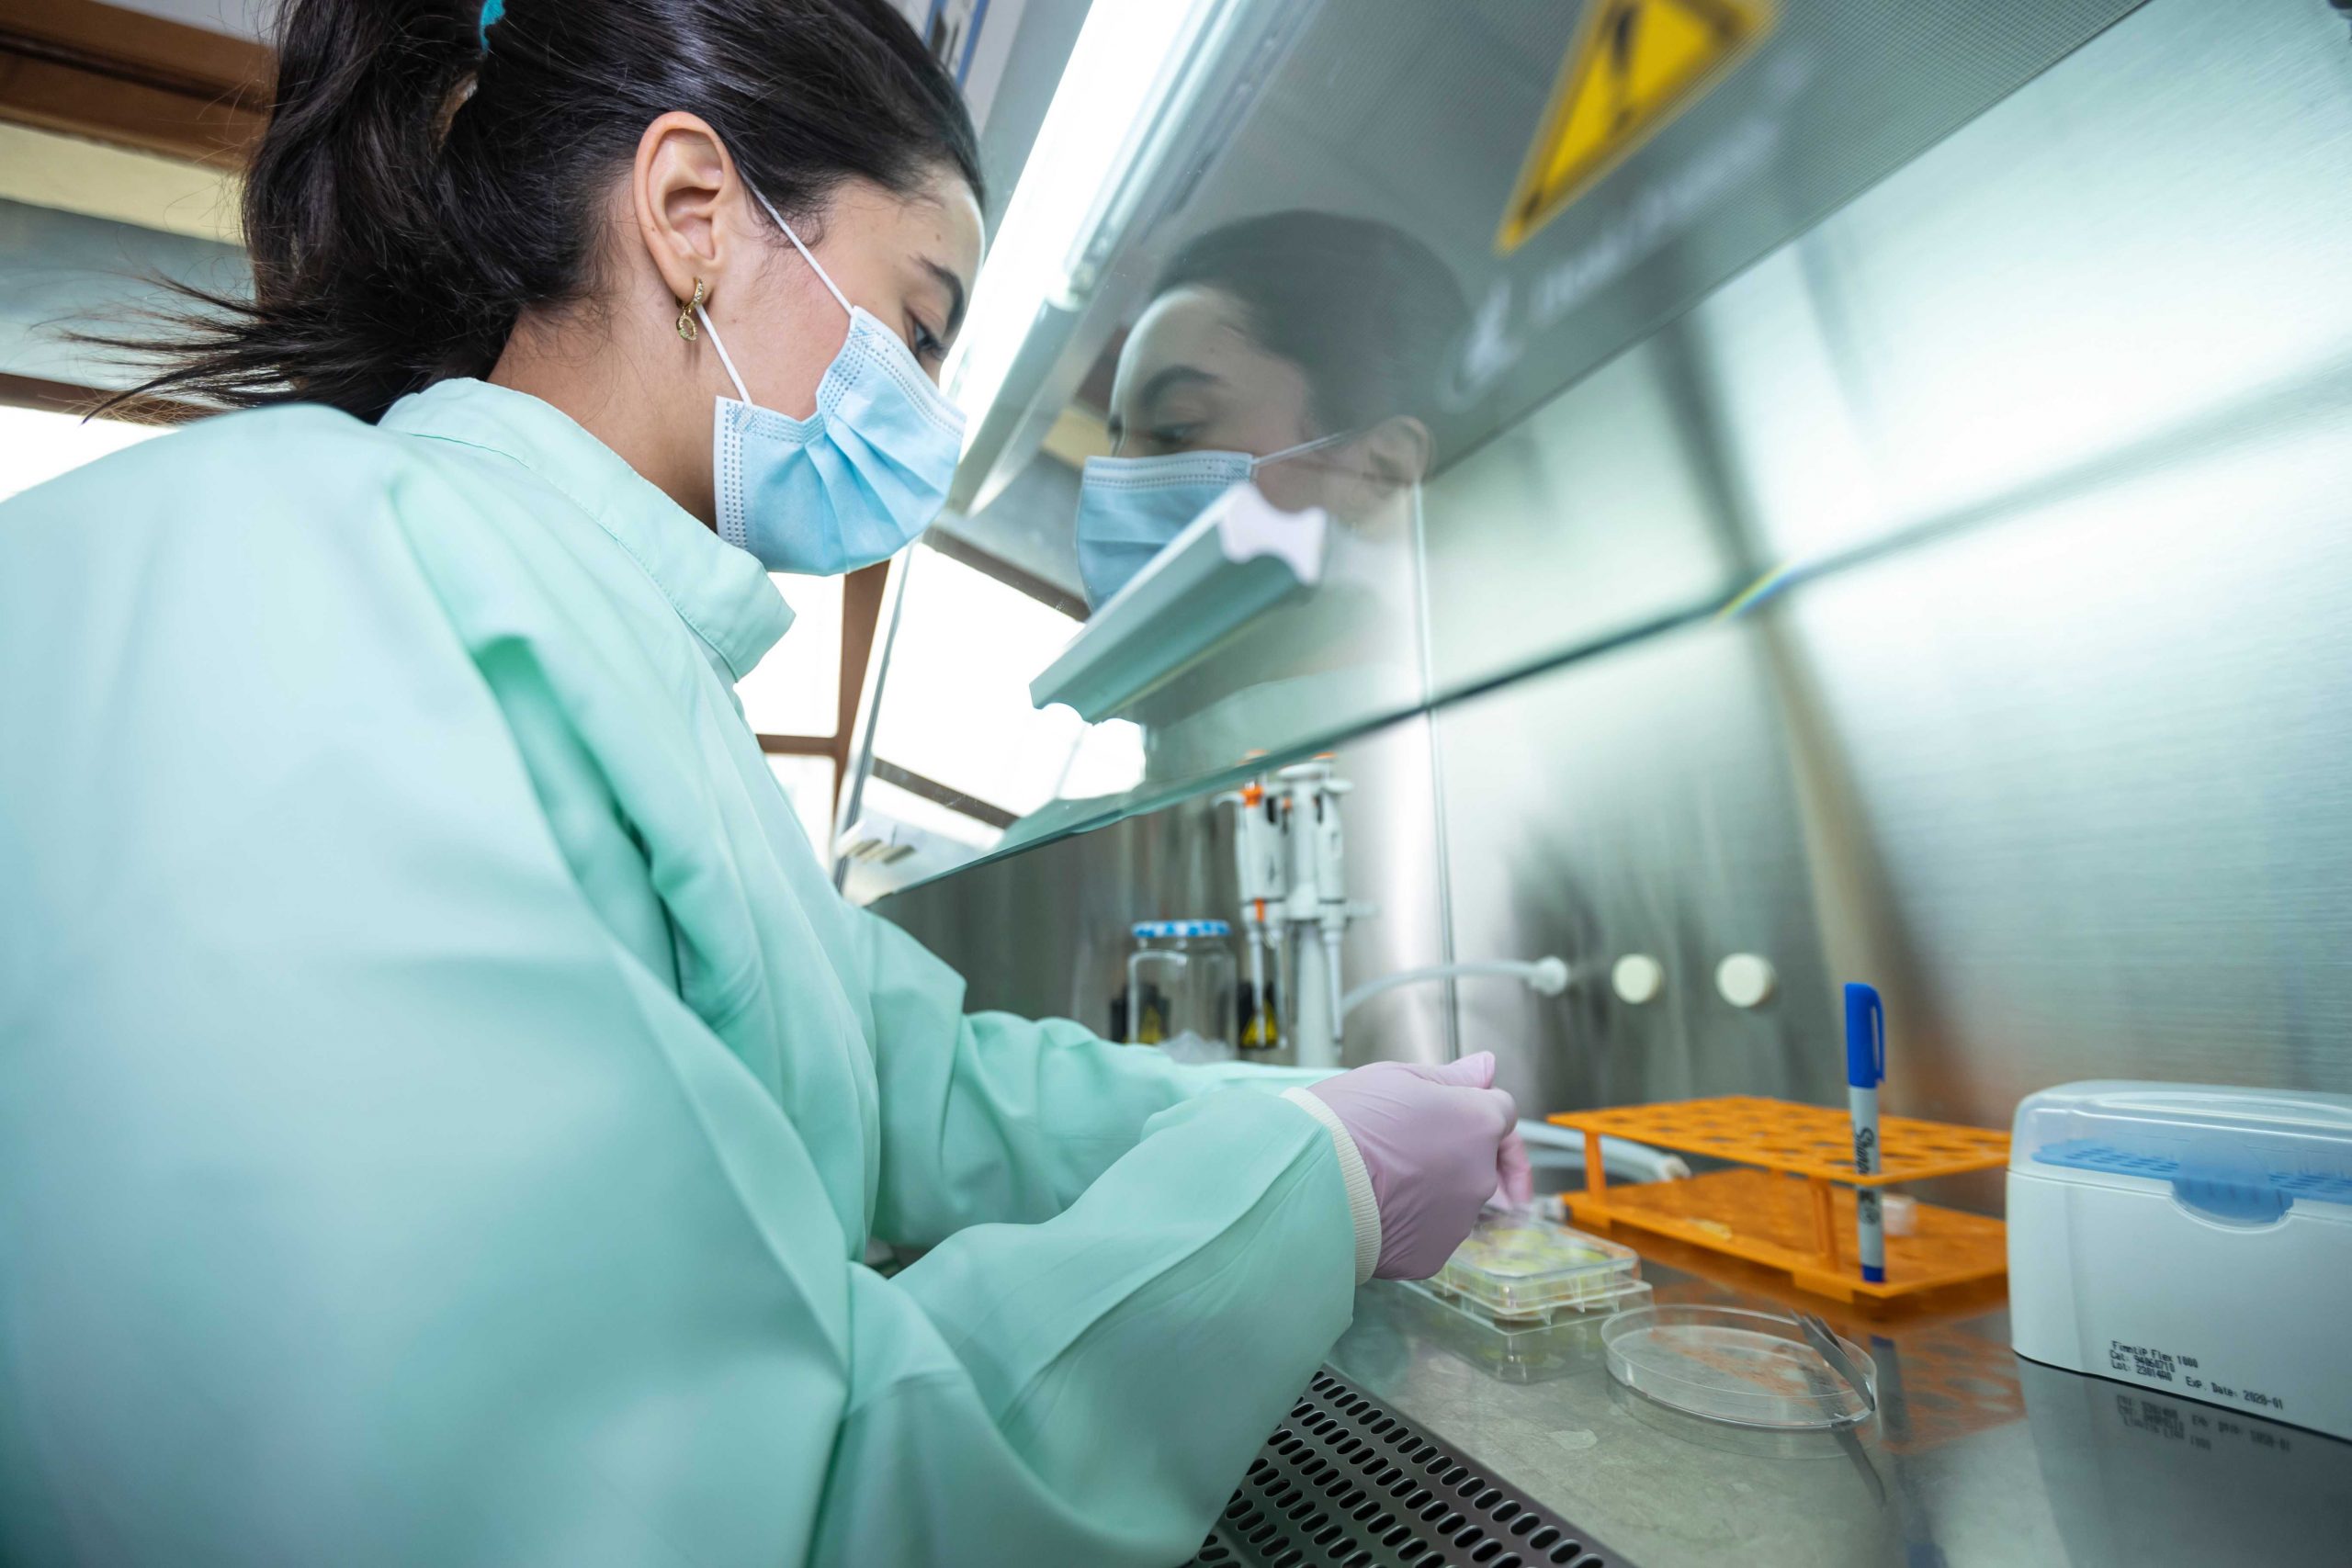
[699,188,966,576]
[1072,432,1356,610]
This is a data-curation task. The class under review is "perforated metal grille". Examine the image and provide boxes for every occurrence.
[1182,1370,1623,1568]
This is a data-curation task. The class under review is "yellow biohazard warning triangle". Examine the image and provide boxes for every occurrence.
[1495,0,1775,254]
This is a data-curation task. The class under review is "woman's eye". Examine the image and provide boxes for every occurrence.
[910,321,946,366]
[1149,423,1201,448]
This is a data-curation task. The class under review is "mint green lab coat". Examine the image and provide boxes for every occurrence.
[0,380,1357,1566]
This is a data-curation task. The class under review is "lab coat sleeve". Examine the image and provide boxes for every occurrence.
[825,911,1366,1561]
[0,416,1357,1568]
[853,907,1305,1245]
[820,1089,1357,1564]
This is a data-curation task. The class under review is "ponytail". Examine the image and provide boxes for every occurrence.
[107,0,981,423]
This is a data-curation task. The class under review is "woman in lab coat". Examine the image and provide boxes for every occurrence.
[0,4,1525,1566]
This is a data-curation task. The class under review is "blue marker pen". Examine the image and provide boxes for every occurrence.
[1845,983,1886,1284]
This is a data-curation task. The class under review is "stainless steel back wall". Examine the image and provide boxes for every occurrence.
[874,715,1454,1068]
[1432,623,1843,1121]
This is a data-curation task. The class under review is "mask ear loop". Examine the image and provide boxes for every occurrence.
[695,301,754,405]
[1249,428,1360,473]
[746,184,854,318]
[690,178,854,407]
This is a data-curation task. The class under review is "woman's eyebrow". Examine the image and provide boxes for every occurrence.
[1139,365,1218,411]
[1111,365,1220,441]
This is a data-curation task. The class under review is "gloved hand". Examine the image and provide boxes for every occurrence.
[1300,1052,1532,1280]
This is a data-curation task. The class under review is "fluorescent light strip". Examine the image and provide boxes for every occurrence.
[944,0,1217,452]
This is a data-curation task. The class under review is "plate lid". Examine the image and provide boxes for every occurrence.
[1601,1305,1875,1429]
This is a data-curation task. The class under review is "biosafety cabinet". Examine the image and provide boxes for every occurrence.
[831,1,2352,1564]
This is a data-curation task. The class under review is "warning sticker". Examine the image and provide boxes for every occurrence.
[1496,0,1777,254]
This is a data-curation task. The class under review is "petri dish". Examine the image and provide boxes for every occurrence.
[1396,1276,1653,1382]
[1431,1213,1642,1323]
[1601,1304,1875,1429]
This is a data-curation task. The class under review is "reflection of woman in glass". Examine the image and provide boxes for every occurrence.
[1073,210,1468,773]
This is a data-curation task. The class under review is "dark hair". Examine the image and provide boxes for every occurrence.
[115,0,981,423]
[1151,210,1467,434]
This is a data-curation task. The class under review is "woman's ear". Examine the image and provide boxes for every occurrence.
[631,111,738,310]
[1361,415,1432,488]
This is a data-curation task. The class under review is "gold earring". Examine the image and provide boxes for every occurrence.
[676,277,707,343]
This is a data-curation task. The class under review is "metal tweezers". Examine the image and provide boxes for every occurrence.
[1793,1310,1886,1505]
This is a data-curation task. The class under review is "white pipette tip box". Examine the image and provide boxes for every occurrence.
[2007,1081,2352,1440]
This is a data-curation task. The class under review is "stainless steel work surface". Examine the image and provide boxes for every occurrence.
[1324,1257,2352,1568]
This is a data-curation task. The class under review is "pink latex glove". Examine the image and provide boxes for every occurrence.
[1302,1052,1532,1280]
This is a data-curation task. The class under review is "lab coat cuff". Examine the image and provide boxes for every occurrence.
[1281,1089,1381,1285]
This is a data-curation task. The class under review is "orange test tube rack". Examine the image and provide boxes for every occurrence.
[1549,1096,2010,1306]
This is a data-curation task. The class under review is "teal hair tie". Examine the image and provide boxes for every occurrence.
[478,0,505,47]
